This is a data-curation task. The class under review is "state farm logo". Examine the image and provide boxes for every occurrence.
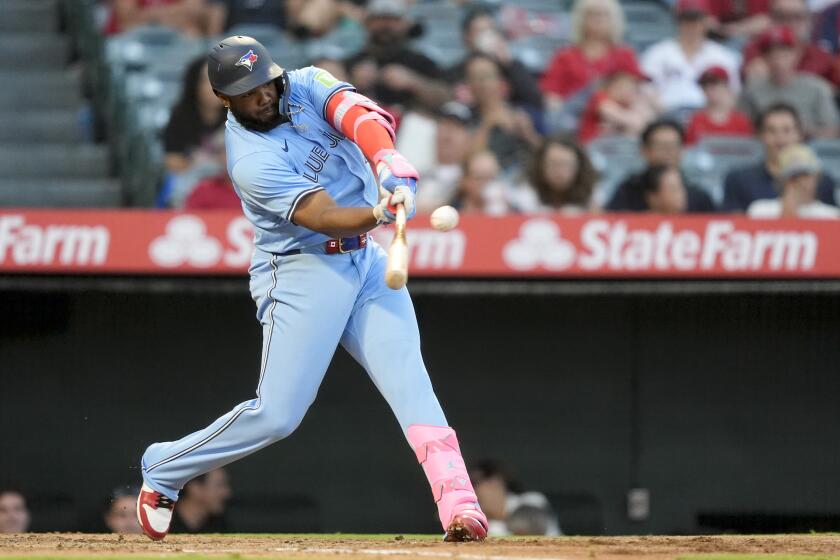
[502,218,819,272]
[503,219,576,270]
[149,215,223,267]
[371,227,465,269]
[0,214,109,266]
[148,215,256,268]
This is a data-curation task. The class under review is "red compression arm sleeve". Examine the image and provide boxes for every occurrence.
[326,91,394,163]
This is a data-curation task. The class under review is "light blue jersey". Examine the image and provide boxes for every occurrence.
[225,66,380,254]
[140,67,449,504]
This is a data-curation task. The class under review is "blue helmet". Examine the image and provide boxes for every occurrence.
[207,36,284,97]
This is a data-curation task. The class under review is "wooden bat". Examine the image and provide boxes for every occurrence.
[385,203,408,290]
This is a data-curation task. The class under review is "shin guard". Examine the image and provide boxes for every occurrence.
[407,424,487,535]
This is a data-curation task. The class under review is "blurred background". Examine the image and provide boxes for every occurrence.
[1,0,840,539]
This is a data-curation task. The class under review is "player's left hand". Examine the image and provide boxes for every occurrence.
[373,185,416,224]
[373,149,419,194]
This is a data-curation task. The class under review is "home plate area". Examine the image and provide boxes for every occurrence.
[2,534,840,560]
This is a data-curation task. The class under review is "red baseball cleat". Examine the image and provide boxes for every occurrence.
[136,484,175,540]
[444,506,488,542]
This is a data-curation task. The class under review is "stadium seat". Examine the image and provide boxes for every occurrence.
[511,35,569,73]
[810,139,840,182]
[0,33,68,69]
[227,23,285,46]
[586,136,645,205]
[682,136,764,204]
[0,144,110,179]
[0,0,58,33]
[0,109,91,143]
[622,2,674,51]
[0,178,122,207]
[304,24,367,64]
[106,26,206,73]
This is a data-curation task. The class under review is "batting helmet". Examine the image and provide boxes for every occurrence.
[207,36,284,97]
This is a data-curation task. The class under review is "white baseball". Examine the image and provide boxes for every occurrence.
[430,205,460,231]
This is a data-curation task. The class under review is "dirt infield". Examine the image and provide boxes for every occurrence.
[1,533,840,560]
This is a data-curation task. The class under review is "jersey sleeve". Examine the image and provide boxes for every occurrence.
[230,151,325,224]
[299,66,355,120]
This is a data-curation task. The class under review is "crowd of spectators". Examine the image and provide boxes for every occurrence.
[0,469,231,534]
[101,0,840,219]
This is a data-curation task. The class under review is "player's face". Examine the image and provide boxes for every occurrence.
[227,81,282,133]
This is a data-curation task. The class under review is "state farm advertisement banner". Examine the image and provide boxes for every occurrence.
[0,210,839,278]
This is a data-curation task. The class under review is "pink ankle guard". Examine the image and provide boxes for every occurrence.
[407,424,481,529]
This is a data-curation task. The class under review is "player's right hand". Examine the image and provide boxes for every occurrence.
[373,149,419,194]
[373,185,416,223]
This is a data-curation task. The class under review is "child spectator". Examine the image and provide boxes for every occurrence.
[686,66,754,144]
[578,64,658,144]
[0,490,30,534]
[738,25,839,138]
[454,151,511,215]
[639,164,689,213]
[521,136,598,213]
[748,144,840,217]
[104,487,142,534]
[540,0,639,111]
[641,0,742,112]
[160,57,227,207]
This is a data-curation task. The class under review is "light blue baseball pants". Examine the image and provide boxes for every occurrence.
[140,239,448,500]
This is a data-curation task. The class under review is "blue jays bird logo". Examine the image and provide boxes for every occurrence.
[235,50,258,71]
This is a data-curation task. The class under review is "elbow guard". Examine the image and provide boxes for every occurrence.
[330,91,396,143]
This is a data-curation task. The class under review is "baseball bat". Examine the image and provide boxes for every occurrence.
[385,203,408,290]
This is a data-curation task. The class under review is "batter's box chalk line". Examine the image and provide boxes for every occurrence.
[270,545,570,560]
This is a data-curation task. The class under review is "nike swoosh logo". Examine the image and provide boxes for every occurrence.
[280,140,288,152]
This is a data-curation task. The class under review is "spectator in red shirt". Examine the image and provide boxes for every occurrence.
[687,66,754,144]
[743,0,839,87]
[539,0,640,111]
[707,0,771,40]
[578,64,659,144]
[106,0,218,36]
[184,174,241,210]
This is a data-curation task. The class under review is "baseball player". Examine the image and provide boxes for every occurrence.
[136,36,488,542]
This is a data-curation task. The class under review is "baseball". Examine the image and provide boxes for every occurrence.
[430,205,460,231]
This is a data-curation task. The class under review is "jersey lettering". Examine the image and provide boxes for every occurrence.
[322,129,343,148]
[302,146,330,183]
